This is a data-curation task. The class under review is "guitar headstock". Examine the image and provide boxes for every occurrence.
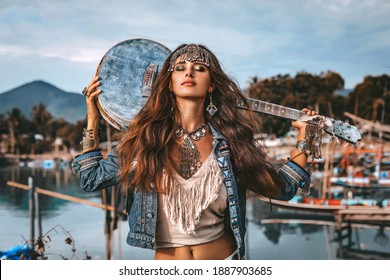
[299,114,362,144]
[324,118,361,144]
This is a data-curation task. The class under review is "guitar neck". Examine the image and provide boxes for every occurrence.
[237,97,304,121]
[237,97,362,144]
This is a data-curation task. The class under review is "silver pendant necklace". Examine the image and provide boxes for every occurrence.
[175,123,208,179]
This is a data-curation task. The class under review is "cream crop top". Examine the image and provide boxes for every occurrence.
[156,153,227,248]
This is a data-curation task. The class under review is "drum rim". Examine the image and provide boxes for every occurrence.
[94,38,171,132]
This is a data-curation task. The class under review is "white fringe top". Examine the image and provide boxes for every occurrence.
[156,153,227,248]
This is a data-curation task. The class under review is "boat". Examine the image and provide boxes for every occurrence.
[261,196,390,213]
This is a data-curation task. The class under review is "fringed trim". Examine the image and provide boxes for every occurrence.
[162,154,223,235]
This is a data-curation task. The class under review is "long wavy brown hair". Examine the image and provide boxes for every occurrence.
[117,44,282,197]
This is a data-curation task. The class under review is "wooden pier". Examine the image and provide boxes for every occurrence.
[335,208,390,226]
[333,208,390,260]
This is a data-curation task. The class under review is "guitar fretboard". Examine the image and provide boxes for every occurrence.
[237,97,304,121]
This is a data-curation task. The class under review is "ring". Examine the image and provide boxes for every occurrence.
[82,87,88,96]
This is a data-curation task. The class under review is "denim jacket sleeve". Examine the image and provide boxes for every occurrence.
[275,160,311,200]
[71,149,120,192]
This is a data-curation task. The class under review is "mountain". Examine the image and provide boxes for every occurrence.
[0,80,86,123]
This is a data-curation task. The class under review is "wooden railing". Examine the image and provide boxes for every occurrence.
[7,180,116,211]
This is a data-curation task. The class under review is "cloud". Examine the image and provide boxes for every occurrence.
[0,0,389,92]
[0,44,31,56]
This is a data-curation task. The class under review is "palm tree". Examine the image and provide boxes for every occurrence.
[31,103,53,140]
[348,75,390,124]
[7,108,24,154]
[0,114,7,134]
[320,71,345,118]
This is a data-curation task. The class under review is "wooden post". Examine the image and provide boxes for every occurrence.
[102,189,111,260]
[28,176,35,249]
[110,187,117,259]
[35,185,43,238]
[321,141,331,199]
[103,122,115,260]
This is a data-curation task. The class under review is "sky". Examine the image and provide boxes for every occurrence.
[0,0,389,94]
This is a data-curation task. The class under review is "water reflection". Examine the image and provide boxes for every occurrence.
[374,226,389,246]
[0,165,101,218]
[249,198,390,260]
[263,223,281,244]
[1,165,389,259]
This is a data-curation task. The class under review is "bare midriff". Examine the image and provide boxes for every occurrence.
[154,231,236,260]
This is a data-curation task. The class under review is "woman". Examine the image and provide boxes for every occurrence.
[72,43,315,260]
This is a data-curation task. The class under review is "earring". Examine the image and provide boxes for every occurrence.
[206,92,218,116]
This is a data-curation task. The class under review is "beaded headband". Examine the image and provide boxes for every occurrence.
[168,44,212,71]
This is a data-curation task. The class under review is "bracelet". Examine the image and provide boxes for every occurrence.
[80,128,99,151]
[295,139,308,153]
[82,127,102,138]
[80,137,95,150]
[83,128,94,139]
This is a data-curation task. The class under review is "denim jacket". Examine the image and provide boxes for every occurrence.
[71,125,310,260]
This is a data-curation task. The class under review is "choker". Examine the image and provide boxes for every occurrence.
[175,123,208,179]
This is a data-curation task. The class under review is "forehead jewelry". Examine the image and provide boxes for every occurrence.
[175,123,208,179]
[168,44,212,71]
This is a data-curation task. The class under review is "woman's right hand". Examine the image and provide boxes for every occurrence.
[85,75,102,121]
[82,75,102,153]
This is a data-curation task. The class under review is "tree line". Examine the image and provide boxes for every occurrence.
[246,71,389,136]
[0,103,112,155]
[0,72,389,154]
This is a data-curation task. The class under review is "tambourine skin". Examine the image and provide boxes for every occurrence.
[96,38,171,131]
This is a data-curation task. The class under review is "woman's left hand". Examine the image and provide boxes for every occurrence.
[290,108,319,167]
[292,108,319,132]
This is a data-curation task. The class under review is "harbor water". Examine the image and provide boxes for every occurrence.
[1,165,389,260]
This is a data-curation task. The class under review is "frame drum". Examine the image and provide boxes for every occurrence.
[96,38,171,131]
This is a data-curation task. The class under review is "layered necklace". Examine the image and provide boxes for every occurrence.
[175,123,208,179]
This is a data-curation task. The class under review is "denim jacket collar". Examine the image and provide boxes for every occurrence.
[208,122,227,142]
